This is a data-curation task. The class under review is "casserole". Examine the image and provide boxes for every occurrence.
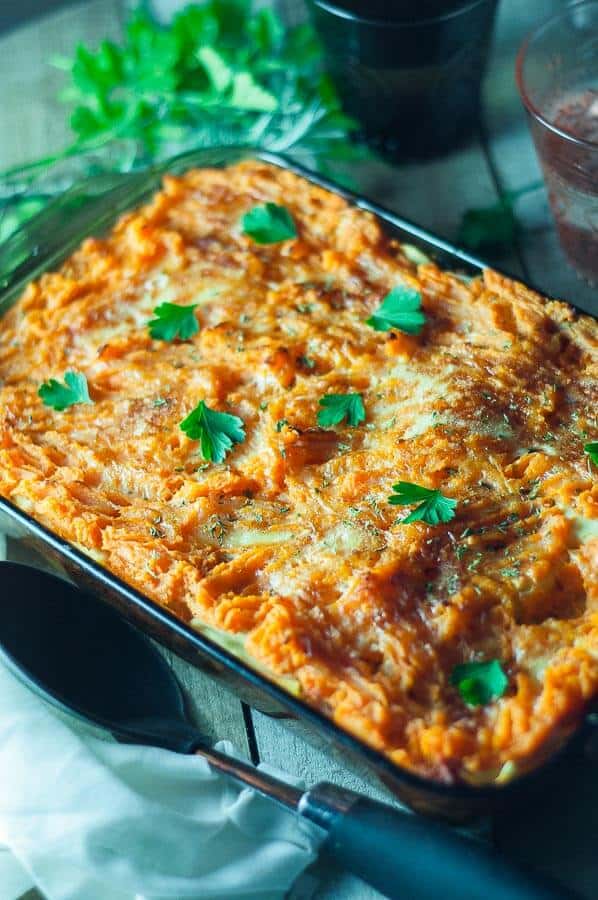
[0,147,596,820]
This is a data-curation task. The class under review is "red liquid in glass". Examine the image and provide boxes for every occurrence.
[537,89,598,283]
[553,90,598,145]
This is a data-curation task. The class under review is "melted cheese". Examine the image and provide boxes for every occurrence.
[0,160,596,786]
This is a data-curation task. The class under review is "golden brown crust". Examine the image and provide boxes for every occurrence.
[0,160,596,784]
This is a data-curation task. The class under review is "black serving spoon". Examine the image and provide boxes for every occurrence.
[0,562,580,900]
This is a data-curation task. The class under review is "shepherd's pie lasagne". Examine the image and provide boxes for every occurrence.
[0,160,597,784]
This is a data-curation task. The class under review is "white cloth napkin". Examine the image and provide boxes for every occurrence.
[0,652,325,900]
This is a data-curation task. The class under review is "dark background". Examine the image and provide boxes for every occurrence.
[0,0,77,33]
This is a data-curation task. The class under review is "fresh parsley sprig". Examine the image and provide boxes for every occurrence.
[180,400,245,463]
[450,659,509,706]
[366,287,426,335]
[584,441,598,466]
[149,302,199,341]
[241,203,297,244]
[0,1,369,240]
[38,371,92,411]
[388,481,456,525]
[317,393,365,427]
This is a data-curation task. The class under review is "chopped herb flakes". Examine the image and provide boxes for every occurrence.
[467,553,483,572]
[38,371,92,411]
[366,286,426,335]
[317,393,365,428]
[389,482,457,525]
[204,515,228,545]
[180,400,245,463]
[450,659,509,706]
[242,203,297,244]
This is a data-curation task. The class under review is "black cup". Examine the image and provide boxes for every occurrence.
[308,0,499,161]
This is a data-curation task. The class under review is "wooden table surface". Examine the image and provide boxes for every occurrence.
[0,2,596,899]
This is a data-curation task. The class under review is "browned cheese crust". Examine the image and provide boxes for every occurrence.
[0,161,596,784]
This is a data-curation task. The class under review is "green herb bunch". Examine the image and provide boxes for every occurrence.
[0,0,366,241]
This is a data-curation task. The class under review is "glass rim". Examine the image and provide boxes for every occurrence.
[309,0,495,29]
[516,0,598,152]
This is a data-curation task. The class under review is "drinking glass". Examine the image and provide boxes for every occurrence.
[307,0,499,161]
[516,1,598,284]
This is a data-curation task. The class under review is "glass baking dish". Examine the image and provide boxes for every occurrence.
[0,146,595,822]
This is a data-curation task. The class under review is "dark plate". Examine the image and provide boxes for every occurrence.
[0,146,595,821]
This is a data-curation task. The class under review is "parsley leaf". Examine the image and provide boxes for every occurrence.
[366,287,426,335]
[197,45,234,92]
[388,481,456,525]
[0,195,49,243]
[230,71,278,112]
[458,181,543,252]
[584,441,598,466]
[248,6,284,52]
[38,371,92,411]
[450,659,509,706]
[180,400,245,463]
[197,46,278,111]
[457,200,517,252]
[241,203,297,244]
[148,302,199,341]
[317,393,366,427]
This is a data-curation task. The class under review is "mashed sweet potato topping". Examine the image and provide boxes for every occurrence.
[0,160,596,784]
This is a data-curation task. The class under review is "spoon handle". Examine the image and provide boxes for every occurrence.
[300,783,581,900]
[195,744,578,900]
[194,745,302,810]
